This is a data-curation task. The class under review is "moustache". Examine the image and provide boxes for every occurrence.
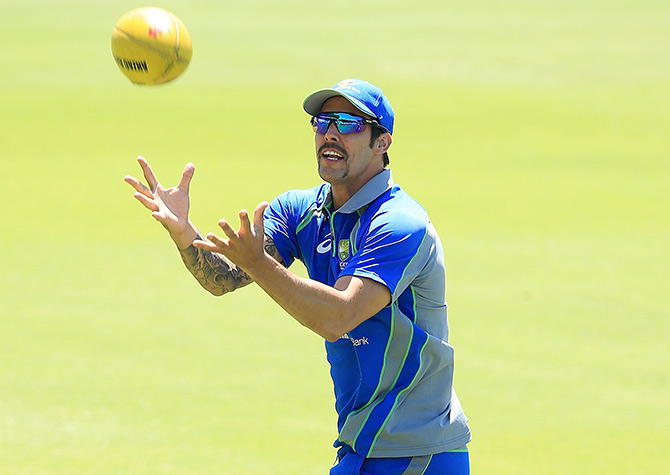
[318,142,348,159]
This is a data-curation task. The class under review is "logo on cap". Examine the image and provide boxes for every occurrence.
[336,79,361,94]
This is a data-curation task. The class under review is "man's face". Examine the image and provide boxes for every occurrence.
[314,96,380,190]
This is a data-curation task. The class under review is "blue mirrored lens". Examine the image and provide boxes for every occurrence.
[311,113,366,134]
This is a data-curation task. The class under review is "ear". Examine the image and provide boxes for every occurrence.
[375,133,392,154]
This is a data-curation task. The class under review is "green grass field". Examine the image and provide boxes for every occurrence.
[1,0,668,473]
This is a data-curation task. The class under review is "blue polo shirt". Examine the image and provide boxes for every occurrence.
[263,169,471,458]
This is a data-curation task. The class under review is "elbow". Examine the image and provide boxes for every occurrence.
[323,331,342,343]
[307,322,342,342]
[204,285,230,297]
[321,311,359,343]
[309,316,346,342]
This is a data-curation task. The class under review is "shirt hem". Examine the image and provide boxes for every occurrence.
[365,431,472,458]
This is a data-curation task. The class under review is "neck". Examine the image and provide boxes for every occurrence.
[330,187,351,210]
[329,167,386,210]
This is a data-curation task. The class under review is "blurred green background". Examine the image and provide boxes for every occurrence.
[1,0,668,473]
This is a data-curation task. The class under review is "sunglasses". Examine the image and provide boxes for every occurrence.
[310,112,379,135]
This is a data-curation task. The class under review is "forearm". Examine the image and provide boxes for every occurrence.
[178,242,253,295]
[189,202,387,337]
[247,257,366,342]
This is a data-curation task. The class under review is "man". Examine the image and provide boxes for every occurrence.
[125,79,471,474]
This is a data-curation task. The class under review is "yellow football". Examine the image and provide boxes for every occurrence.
[111,7,193,85]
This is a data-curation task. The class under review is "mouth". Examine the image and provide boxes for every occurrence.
[318,142,348,163]
[321,149,345,161]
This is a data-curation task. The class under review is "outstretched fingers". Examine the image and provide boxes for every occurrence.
[133,191,160,212]
[124,174,152,197]
[205,232,229,249]
[124,156,160,199]
[237,209,252,237]
[137,155,159,192]
[193,235,221,252]
[217,218,239,239]
[124,172,159,212]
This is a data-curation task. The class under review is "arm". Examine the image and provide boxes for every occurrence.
[177,233,282,296]
[249,256,391,342]
[194,202,391,341]
[124,156,283,295]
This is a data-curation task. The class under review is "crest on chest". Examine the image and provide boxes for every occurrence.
[338,239,350,269]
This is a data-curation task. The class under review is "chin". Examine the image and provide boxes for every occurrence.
[319,163,348,183]
[317,167,335,182]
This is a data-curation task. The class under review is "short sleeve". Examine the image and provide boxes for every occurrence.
[263,191,302,267]
[340,207,432,302]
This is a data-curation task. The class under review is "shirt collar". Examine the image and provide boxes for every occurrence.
[334,168,394,214]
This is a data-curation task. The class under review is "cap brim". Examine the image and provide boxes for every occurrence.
[302,89,376,118]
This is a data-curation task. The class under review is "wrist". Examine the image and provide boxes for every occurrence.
[244,251,282,282]
[170,227,198,250]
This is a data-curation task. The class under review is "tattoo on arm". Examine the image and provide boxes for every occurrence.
[264,237,281,262]
[178,234,284,296]
[178,243,251,296]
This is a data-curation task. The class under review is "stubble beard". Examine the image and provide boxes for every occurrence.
[317,143,350,183]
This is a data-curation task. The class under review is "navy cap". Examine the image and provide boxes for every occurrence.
[303,79,394,134]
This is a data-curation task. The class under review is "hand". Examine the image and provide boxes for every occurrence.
[194,201,270,274]
[124,156,196,248]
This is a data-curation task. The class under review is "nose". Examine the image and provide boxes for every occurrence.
[324,120,340,141]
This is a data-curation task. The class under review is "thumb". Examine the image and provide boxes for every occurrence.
[178,162,196,193]
[253,201,269,234]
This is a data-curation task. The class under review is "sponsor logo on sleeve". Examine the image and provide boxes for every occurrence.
[339,333,370,347]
